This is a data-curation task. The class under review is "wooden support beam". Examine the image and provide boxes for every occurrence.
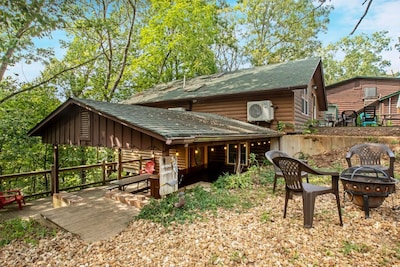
[52,145,59,194]
[117,147,122,180]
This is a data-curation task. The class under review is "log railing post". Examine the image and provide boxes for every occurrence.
[52,145,59,194]
[139,156,143,174]
[102,160,106,184]
[117,148,122,180]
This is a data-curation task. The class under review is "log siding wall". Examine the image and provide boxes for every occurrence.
[145,89,311,131]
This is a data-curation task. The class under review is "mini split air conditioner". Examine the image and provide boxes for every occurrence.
[247,100,274,122]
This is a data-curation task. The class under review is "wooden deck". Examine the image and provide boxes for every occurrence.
[0,186,142,242]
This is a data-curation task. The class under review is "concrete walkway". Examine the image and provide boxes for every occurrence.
[0,186,141,242]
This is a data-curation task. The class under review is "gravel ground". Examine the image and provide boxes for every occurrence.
[1,183,400,267]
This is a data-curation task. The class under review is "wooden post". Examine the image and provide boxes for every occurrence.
[101,160,106,184]
[52,145,59,194]
[235,144,241,174]
[117,147,122,180]
[139,156,143,173]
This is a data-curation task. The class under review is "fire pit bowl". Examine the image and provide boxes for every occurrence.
[340,166,397,218]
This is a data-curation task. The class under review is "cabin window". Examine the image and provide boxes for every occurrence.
[364,87,377,98]
[301,88,309,115]
[80,111,90,140]
[227,143,248,165]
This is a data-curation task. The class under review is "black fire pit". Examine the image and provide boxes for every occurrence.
[340,166,397,218]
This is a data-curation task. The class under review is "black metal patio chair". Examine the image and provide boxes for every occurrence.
[341,110,357,126]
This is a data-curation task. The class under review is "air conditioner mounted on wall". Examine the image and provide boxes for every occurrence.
[247,100,274,122]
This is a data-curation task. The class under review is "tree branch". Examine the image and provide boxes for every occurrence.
[0,54,101,105]
[109,0,137,100]
[350,0,373,35]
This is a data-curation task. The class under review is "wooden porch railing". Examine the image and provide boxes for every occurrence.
[0,157,153,199]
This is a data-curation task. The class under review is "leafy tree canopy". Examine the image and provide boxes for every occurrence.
[319,31,392,85]
[135,0,221,89]
[236,0,332,66]
[0,0,74,81]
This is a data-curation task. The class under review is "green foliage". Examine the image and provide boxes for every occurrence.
[213,163,276,189]
[366,136,379,143]
[45,0,224,102]
[319,31,392,85]
[260,210,271,223]
[292,151,309,160]
[395,242,400,259]
[0,0,73,81]
[0,218,56,246]
[136,0,220,89]
[391,139,400,145]
[137,186,241,226]
[236,0,332,66]
[302,119,319,134]
[137,176,268,227]
[258,167,275,185]
[230,250,246,263]
[0,88,60,175]
[248,152,259,168]
[341,240,369,255]
[213,3,246,72]
[43,0,142,102]
[213,171,253,189]
[277,121,294,132]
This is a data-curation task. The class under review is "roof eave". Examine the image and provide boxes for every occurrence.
[28,98,76,136]
[165,133,283,145]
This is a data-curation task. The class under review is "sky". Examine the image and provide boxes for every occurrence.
[324,0,400,75]
[5,0,400,82]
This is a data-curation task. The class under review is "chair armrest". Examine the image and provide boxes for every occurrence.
[345,151,353,160]
[299,160,340,191]
[345,151,353,167]
[298,159,339,176]
[5,189,22,195]
[388,150,395,159]
[2,193,18,198]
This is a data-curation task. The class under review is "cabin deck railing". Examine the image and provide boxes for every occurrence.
[0,157,153,199]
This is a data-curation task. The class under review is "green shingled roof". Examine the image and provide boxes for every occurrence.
[124,57,321,104]
[29,98,282,143]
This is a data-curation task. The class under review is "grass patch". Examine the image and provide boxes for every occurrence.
[136,185,255,227]
[341,240,369,255]
[0,218,56,246]
[137,167,275,226]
